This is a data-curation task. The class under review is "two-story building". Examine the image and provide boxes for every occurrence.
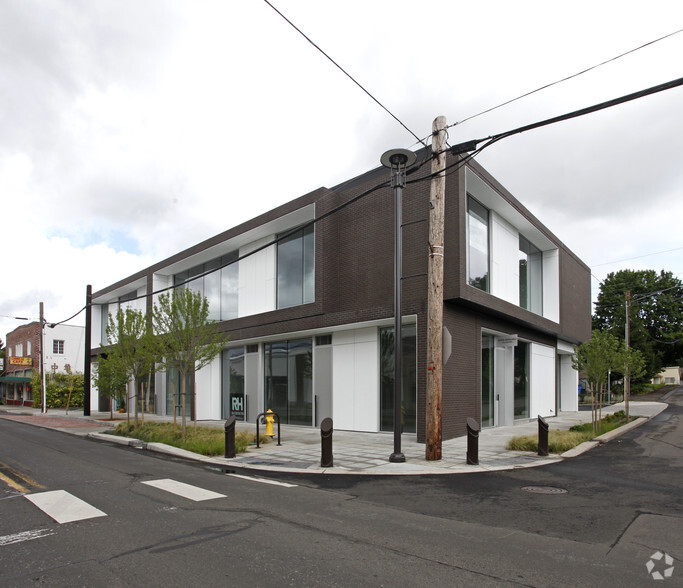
[2,322,85,406]
[89,151,591,441]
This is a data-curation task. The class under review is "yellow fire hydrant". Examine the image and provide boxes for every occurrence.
[265,409,275,438]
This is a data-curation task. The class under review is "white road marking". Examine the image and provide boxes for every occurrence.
[141,479,226,501]
[0,528,55,546]
[25,490,107,524]
[227,474,297,488]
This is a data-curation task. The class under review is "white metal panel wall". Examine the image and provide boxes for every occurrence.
[194,355,222,420]
[530,343,556,418]
[238,237,276,317]
[332,328,379,432]
[543,249,560,323]
[91,304,102,348]
[490,212,519,305]
[559,354,578,412]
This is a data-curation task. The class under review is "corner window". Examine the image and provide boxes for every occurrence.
[519,236,543,314]
[53,340,65,354]
[467,195,489,292]
[277,224,314,309]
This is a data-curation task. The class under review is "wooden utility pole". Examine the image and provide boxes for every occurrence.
[39,302,47,414]
[426,115,447,461]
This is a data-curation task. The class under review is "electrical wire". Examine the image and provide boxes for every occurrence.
[592,246,683,268]
[52,76,683,322]
[448,27,683,130]
[262,0,427,148]
[446,75,683,158]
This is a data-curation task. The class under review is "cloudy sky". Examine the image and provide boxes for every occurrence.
[2,0,682,340]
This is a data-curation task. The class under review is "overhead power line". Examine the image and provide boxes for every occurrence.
[262,0,426,147]
[449,26,683,129]
[592,246,683,268]
[449,75,683,157]
[55,75,683,324]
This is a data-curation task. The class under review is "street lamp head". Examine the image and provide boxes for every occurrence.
[380,148,417,169]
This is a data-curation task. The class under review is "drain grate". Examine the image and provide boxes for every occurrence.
[521,486,568,495]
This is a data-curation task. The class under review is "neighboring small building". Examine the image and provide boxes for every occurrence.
[2,322,85,406]
[89,152,591,441]
[652,366,681,386]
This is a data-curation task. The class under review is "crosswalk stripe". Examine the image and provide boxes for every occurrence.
[141,479,226,502]
[25,491,107,524]
[227,474,297,488]
[0,528,56,546]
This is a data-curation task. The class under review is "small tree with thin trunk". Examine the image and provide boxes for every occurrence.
[104,307,158,426]
[92,355,128,419]
[572,330,620,431]
[620,343,646,421]
[152,289,227,436]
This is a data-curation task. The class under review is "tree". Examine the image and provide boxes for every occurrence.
[573,330,621,431]
[621,344,646,421]
[593,269,683,385]
[92,355,129,419]
[103,307,158,426]
[152,289,227,435]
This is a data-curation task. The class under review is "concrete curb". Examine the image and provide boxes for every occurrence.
[560,402,668,458]
[87,431,564,475]
[593,416,648,443]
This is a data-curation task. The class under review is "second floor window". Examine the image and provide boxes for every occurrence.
[53,340,65,354]
[277,224,314,309]
[467,195,489,292]
[519,235,543,315]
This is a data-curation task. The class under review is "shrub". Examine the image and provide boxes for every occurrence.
[31,372,84,409]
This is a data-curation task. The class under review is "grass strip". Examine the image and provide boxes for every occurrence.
[111,421,265,456]
[506,411,634,453]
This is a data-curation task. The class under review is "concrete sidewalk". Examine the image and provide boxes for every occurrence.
[0,399,669,476]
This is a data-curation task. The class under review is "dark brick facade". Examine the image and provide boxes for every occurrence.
[4,322,42,406]
[92,152,591,442]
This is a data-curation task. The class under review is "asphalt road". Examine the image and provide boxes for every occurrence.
[1,391,681,587]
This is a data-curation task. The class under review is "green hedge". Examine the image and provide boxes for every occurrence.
[31,372,85,409]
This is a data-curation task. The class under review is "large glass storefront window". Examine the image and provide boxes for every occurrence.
[379,324,417,434]
[514,341,530,419]
[264,338,312,425]
[136,374,155,415]
[481,334,495,427]
[277,224,314,309]
[166,367,194,419]
[467,195,489,292]
[221,347,245,420]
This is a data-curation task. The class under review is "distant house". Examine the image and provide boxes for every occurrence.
[652,366,681,386]
[89,152,591,441]
[1,322,85,406]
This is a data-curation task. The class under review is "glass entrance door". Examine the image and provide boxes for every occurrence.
[264,338,312,425]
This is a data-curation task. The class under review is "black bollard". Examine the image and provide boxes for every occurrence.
[466,417,480,465]
[224,415,237,458]
[320,417,333,467]
[538,415,549,456]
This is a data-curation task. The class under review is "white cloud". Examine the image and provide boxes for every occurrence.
[2,0,683,340]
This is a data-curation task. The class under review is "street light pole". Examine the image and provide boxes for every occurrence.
[381,148,417,463]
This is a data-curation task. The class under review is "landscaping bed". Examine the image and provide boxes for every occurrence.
[506,411,634,453]
[112,421,265,456]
